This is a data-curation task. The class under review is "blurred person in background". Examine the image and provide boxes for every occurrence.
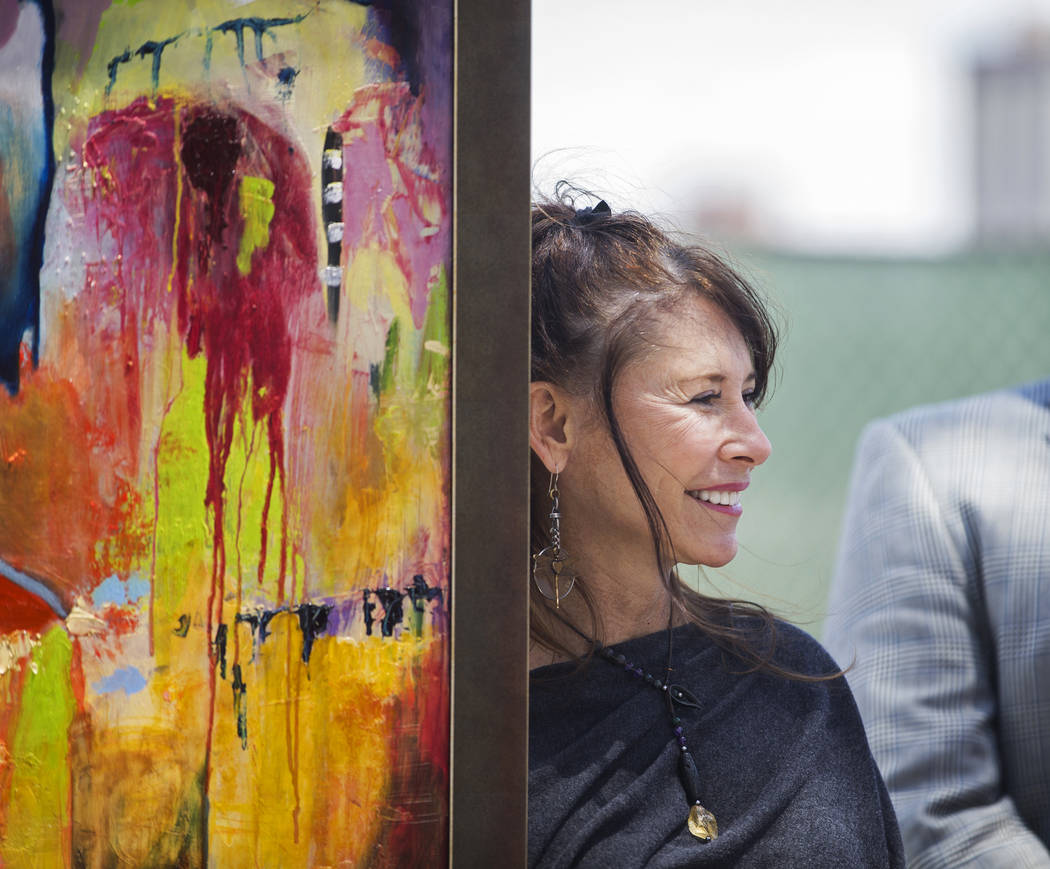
[825,378,1050,867]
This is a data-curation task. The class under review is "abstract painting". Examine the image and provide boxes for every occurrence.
[0,0,452,864]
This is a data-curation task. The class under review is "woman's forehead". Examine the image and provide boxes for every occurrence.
[633,296,750,364]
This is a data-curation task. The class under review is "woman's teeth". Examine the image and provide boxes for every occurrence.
[691,489,740,506]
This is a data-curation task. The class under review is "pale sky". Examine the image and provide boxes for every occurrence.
[532,0,1050,255]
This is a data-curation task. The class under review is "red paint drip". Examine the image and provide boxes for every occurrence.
[69,637,87,713]
[172,106,316,613]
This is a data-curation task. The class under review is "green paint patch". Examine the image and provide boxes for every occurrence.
[379,318,400,395]
[4,627,74,866]
[237,176,276,275]
[222,392,286,596]
[151,350,209,661]
[418,264,450,396]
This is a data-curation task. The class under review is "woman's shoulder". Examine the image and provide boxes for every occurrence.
[678,609,844,682]
[764,618,843,676]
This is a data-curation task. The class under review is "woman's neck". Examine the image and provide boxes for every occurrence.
[529,565,682,669]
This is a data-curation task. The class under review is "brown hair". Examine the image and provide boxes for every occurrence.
[531,188,823,679]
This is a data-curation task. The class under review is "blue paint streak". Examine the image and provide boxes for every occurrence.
[92,574,152,608]
[135,34,183,94]
[0,556,68,618]
[126,575,150,604]
[93,666,148,696]
[212,14,309,70]
[203,30,213,75]
[92,574,126,607]
[105,47,132,96]
[101,13,311,101]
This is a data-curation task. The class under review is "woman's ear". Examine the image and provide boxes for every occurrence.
[529,381,578,473]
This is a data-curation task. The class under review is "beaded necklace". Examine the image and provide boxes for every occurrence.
[569,618,719,842]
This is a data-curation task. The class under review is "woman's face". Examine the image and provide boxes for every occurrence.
[561,294,771,572]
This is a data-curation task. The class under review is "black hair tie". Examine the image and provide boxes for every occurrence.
[574,199,611,223]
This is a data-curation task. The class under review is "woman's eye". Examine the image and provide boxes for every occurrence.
[743,391,757,408]
[690,392,719,406]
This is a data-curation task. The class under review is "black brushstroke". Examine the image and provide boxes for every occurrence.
[374,587,403,637]
[235,607,279,647]
[231,664,248,749]
[406,574,443,635]
[363,575,443,637]
[362,590,377,636]
[321,126,343,322]
[296,602,332,664]
[406,573,443,613]
[236,603,333,664]
[173,614,191,637]
[213,622,228,679]
[0,0,54,395]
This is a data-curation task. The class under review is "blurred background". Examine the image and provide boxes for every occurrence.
[532,0,1050,634]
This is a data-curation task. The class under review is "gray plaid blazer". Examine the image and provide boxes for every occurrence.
[825,380,1050,869]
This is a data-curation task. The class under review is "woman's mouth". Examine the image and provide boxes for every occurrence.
[687,488,744,516]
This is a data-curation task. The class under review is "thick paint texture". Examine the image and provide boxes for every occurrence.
[0,1,452,865]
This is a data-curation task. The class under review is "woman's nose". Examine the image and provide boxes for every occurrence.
[721,408,772,466]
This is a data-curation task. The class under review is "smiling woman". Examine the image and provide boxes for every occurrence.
[527,190,905,868]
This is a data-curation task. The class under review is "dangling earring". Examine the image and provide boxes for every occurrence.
[532,471,576,607]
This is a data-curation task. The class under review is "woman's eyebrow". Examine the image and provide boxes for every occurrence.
[679,371,757,388]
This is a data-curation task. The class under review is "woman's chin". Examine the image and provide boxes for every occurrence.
[679,538,738,569]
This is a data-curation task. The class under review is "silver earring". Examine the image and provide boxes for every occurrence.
[532,471,576,607]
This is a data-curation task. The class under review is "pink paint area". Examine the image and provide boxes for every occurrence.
[335,83,449,330]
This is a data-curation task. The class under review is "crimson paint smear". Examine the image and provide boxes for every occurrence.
[0,579,59,633]
[174,105,314,608]
[84,97,317,616]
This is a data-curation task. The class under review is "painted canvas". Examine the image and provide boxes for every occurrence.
[0,0,452,865]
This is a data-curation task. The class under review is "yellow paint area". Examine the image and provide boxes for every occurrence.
[209,614,444,865]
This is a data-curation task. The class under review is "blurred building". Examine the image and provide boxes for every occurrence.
[973,29,1050,247]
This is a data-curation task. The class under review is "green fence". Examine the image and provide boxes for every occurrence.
[680,250,1050,636]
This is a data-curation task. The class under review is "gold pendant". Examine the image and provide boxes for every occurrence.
[687,803,718,842]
